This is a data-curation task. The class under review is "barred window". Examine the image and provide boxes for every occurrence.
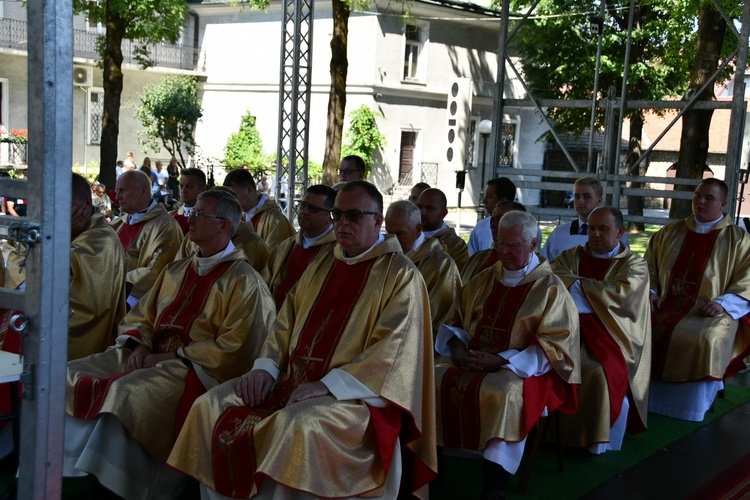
[88,89,104,145]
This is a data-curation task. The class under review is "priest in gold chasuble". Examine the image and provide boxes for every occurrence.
[168,181,437,500]
[110,170,183,309]
[551,207,651,453]
[386,199,462,337]
[434,210,579,499]
[646,178,750,421]
[62,189,276,499]
[266,185,337,310]
[417,188,470,268]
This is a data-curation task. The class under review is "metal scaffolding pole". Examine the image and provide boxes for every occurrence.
[14,0,73,497]
[276,0,313,220]
[488,0,510,180]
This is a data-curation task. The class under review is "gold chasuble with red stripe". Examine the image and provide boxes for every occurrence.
[552,244,651,447]
[65,248,276,461]
[435,259,580,450]
[167,236,438,499]
[645,214,750,382]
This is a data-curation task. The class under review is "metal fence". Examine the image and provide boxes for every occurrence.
[0,18,199,70]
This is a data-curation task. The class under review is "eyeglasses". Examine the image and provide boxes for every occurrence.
[295,202,329,214]
[338,169,361,176]
[188,211,226,221]
[331,209,380,223]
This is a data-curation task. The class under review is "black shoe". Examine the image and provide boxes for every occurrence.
[480,459,509,500]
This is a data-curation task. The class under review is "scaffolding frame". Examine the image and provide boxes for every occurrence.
[275,0,314,220]
[488,0,750,218]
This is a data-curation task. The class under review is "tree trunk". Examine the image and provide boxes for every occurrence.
[670,4,726,218]
[322,0,349,186]
[98,3,126,189]
[626,110,646,231]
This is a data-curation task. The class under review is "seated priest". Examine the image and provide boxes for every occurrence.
[385,199,462,337]
[417,188,469,268]
[434,210,580,499]
[167,181,437,499]
[266,184,337,310]
[551,206,650,453]
[175,186,270,275]
[62,188,276,499]
[646,178,750,421]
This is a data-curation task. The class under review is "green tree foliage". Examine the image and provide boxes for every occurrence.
[224,110,271,172]
[341,105,386,175]
[135,75,202,168]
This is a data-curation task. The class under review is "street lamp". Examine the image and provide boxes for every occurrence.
[478,119,492,220]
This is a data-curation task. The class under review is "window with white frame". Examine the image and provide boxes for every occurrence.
[87,89,104,145]
[403,22,428,82]
[87,1,104,34]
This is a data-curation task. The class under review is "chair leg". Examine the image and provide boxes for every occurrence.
[515,416,549,495]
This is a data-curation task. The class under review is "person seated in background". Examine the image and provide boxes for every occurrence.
[461,201,528,284]
[62,188,276,499]
[175,186,269,276]
[385,199,461,337]
[409,182,430,204]
[541,177,630,262]
[91,182,112,220]
[434,210,579,499]
[266,184,336,310]
[170,167,207,235]
[417,187,469,268]
[551,206,650,453]
[167,181,437,499]
[338,154,366,183]
[111,170,183,309]
[467,177,517,256]
[646,178,750,421]
[223,169,295,252]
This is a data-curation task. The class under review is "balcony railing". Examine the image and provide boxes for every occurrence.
[0,18,200,71]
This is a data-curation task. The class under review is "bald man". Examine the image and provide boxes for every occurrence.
[417,188,469,268]
[112,170,183,308]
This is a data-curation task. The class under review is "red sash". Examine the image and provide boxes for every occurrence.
[250,212,262,231]
[441,281,533,448]
[117,222,144,250]
[212,257,375,498]
[72,261,233,422]
[172,213,189,235]
[272,244,321,310]
[474,252,500,279]
[578,253,629,426]
[651,230,719,379]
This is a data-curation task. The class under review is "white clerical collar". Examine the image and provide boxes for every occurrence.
[422,221,447,239]
[406,231,426,257]
[127,200,157,225]
[591,243,622,259]
[341,233,385,264]
[302,224,333,249]
[182,205,194,216]
[196,241,235,276]
[501,252,539,287]
[694,214,723,234]
[244,194,267,221]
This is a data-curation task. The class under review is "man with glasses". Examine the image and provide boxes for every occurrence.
[62,189,276,499]
[112,170,183,309]
[224,169,295,251]
[266,184,337,310]
[174,186,270,276]
[385,199,461,337]
[168,180,437,499]
[418,187,470,268]
[338,154,366,183]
